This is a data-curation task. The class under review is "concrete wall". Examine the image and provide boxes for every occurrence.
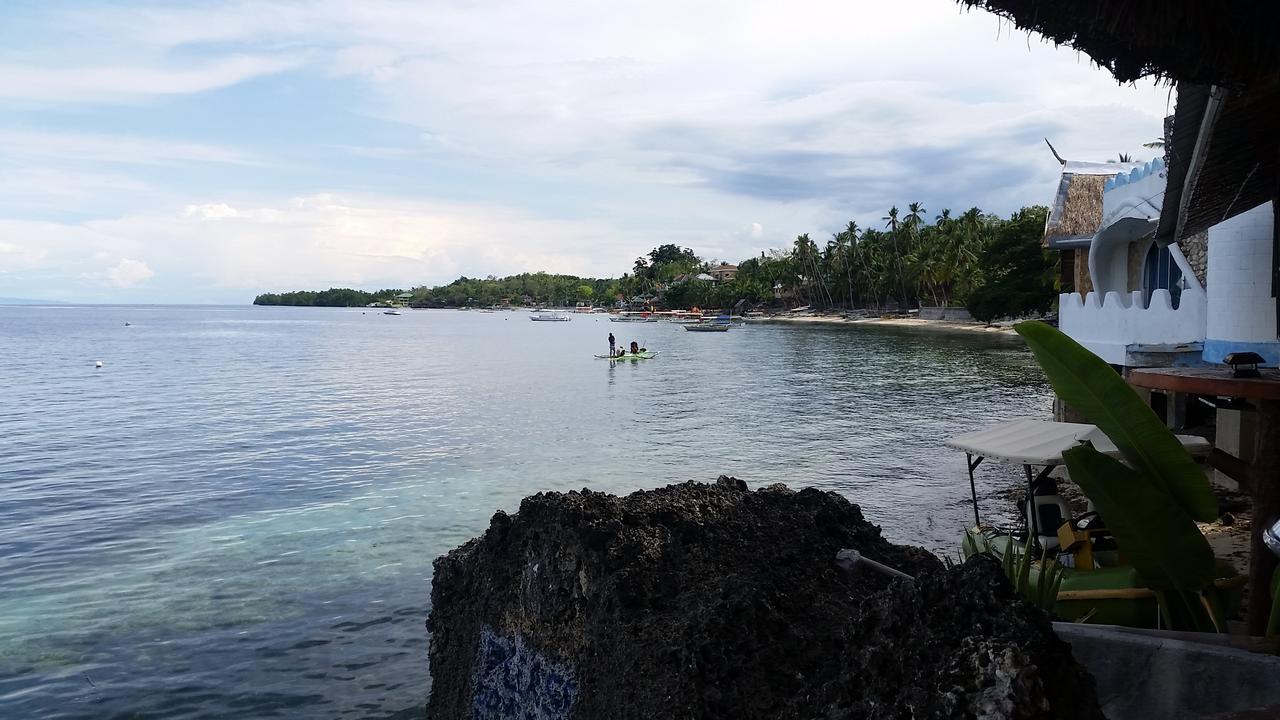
[1205,202,1279,364]
[918,306,974,322]
[1059,287,1207,366]
[1055,623,1280,720]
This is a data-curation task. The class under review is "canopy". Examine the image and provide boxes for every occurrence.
[945,418,1211,465]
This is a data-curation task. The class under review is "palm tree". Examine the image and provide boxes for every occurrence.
[882,206,909,309]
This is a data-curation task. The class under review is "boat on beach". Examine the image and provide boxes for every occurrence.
[948,418,1243,629]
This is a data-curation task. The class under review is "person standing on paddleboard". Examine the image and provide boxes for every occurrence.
[608,333,616,356]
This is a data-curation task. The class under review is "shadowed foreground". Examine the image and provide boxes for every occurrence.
[428,480,1102,719]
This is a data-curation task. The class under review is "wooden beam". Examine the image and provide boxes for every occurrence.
[1208,448,1254,492]
[1128,367,1280,401]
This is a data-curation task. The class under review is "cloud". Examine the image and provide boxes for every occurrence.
[106,258,154,288]
[0,193,648,302]
[0,130,259,167]
[0,0,1176,303]
[0,55,305,103]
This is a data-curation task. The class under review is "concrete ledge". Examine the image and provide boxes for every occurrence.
[1054,623,1280,720]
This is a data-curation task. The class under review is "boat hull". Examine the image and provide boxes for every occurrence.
[962,526,1162,628]
[594,352,658,360]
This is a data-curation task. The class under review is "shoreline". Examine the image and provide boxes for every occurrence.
[750,313,1018,335]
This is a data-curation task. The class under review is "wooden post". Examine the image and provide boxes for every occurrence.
[1247,399,1280,634]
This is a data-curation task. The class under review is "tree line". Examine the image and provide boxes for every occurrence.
[252,288,404,307]
[252,204,1055,321]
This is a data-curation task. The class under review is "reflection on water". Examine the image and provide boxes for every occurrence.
[0,306,1049,718]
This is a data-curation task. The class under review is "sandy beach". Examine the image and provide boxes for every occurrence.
[750,313,1019,335]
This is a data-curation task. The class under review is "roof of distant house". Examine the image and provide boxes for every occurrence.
[1043,161,1143,248]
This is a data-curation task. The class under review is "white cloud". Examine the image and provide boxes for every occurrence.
[0,0,1177,303]
[0,130,259,167]
[106,258,154,288]
[0,193,648,302]
[0,55,305,103]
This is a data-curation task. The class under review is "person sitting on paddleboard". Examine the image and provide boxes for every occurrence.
[630,341,640,355]
[608,333,616,356]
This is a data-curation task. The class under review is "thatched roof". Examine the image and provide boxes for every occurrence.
[1156,80,1280,244]
[957,1,1280,86]
[1044,163,1127,248]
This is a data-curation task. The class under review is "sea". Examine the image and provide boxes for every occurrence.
[0,305,1051,718]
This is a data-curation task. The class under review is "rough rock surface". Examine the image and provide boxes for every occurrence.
[427,480,1102,719]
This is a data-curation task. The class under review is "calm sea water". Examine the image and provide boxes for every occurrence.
[0,305,1050,718]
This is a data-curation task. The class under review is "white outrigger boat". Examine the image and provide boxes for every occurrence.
[530,312,570,322]
[610,311,657,323]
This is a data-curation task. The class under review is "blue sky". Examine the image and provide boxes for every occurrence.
[0,0,1171,303]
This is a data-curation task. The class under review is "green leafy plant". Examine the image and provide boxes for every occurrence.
[1015,321,1222,630]
[1015,321,1217,522]
[998,537,1064,612]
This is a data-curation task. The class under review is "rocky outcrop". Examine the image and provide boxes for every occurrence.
[427,480,1102,719]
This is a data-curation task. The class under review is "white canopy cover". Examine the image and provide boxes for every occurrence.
[945,418,1211,466]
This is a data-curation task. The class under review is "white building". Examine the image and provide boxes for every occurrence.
[1051,153,1277,368]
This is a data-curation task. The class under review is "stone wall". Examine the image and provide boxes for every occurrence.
[1126,240,1146,293]
[918,306,974,322]
[1075,248,1094,295]
[1180,230,1208,288]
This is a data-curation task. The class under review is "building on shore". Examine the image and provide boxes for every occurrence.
[708,263,738,282]
[962,1,1280,372]
[961,0,1280,635]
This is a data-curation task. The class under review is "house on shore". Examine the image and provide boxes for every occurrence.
[708,263,738,283]
[1046,156,1210,368]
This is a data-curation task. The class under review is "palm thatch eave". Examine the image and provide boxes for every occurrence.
[957,0,1280,87]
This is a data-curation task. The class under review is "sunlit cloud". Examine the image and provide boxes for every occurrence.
[0,0,1173,302]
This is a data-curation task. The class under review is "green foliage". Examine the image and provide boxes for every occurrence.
[254,206,1056,320]
[253,287,403,307]
[999,537,1064,613]
[1062,444,1216,591]
[1014,321,1218,522]
[966,206,1054,322]
[1015,320,1222,631]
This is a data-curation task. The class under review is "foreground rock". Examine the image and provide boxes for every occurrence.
[427,480,1102,719]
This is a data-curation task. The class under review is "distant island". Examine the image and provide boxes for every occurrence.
[253,204,1053,322]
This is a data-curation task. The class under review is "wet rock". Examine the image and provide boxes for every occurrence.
[427,481,1101,719]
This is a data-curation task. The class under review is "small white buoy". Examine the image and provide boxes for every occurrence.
[95,361,103,368]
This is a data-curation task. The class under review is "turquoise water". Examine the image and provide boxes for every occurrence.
[0,305,1050,718]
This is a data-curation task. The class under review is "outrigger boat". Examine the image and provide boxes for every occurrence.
[685,314,734,331]
[594,351,658,360]
[610,312,657,323]
[530,312,570,322]
[947,418,1242,628]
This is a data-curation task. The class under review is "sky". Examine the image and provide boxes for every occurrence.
[0,0,1174,304]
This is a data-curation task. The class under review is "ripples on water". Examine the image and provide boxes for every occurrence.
[0,305,1049,718]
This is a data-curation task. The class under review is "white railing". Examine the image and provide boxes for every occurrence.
[1059,287,1206,365]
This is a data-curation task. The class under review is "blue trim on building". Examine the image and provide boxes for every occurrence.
[1203,338,1280,366]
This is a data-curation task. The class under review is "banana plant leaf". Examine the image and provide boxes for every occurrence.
[1063,443,1216,590]
[1016,321,1218,522]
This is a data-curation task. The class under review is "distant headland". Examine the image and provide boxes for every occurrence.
[253,204,1052,322]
